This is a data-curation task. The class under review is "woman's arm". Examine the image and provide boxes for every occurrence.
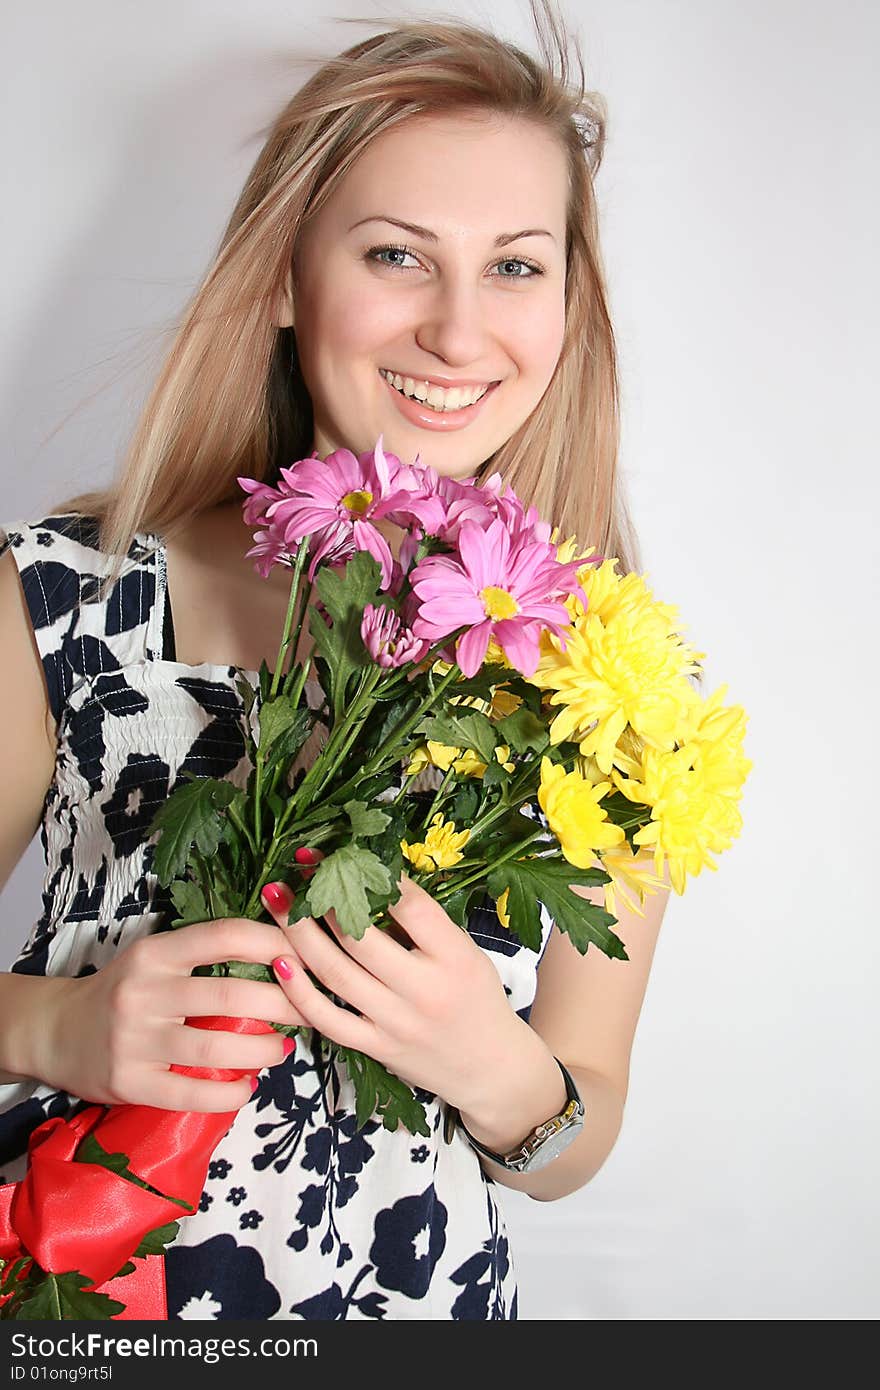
[456,873,671,1200]
[0,545,63,1084]
[0,544,303,1108]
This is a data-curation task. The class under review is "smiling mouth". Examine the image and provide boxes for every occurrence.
[379,368,498,413]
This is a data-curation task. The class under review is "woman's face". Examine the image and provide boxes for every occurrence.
[281,111,569,479]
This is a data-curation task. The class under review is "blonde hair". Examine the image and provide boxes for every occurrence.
[53,0,642,600]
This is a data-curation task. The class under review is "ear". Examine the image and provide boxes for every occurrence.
[271,265,295,329]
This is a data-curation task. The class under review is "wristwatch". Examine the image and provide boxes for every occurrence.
[449,1057,585,1174]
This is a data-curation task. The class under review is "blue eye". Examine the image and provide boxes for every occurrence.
[366,243,543,279]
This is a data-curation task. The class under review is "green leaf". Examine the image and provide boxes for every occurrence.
[258,658,273,704]
[310,551,383,720]
[495,705,549,755]
[438,882,486,929]
[480,758,510,789]
[487,857,626,960]
[0,1255,32,1296]
[225,959,273,983]
[16,1270,126,1321]
[169,877,210,927]
[257,698,313,765]
[148,776,236,886]
[448,782,480,826]
[235,674,258,719]
[334,1046,431,1136]
[74,1134,193,1211]
[74,1133,132,1178]
[132,1221,180,1258]
[306,843,393,940]
[345,799,390,838]
[417,710,498,766]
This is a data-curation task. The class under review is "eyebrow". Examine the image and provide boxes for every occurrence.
[349,215,556,246]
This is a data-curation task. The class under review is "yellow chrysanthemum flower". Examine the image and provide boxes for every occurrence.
[406,740,461,776]
[401,814,470,872]
[594,842,669,919]
[527,565,705,775]
[609,689,751,894]
[554,535,600,569]
[538,757,625,868]
[406,739,514,779]
[484,637,512,668]
[451,744,516,779]
[495,887,511,929]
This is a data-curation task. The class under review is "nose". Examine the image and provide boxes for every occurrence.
[414,272,493,369]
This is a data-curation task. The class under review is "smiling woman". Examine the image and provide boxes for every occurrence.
[0,0,661,1323]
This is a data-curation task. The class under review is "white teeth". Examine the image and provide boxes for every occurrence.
[381,369,489,411]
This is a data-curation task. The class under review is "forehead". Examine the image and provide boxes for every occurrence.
[321,111,569,238]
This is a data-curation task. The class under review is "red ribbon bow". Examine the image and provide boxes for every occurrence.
[0,1014,276,1317]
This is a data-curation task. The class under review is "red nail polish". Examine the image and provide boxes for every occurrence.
[250,1076,259,1092]
[282,1037,296,1056]
[262,882,291,912]
[294,847,319,865]
[272,955,293,980]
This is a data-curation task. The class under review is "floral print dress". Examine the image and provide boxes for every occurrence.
[0,514,554,1320]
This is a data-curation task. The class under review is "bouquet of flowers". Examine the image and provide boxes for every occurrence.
[0,438,751,1318]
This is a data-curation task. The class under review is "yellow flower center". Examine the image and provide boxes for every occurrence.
[342,489,373,516]
[480,585,519,621]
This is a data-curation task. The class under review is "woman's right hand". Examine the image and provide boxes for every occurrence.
[32,918,310,1113]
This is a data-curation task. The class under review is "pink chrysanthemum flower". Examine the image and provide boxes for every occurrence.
[410,518,586,677]
[237,476,285,529]
[263,436,446,589]
[242,527,293,580]
[361,603,430,668]
[432,472,503,547]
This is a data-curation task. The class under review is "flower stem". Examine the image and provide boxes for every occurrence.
[433,830,546,905]
[421,763,457,830]
[253,541,309,846]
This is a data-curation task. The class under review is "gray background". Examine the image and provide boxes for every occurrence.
[1,0,876,1318]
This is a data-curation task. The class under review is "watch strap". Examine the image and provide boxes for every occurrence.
[453,1056,584,1170]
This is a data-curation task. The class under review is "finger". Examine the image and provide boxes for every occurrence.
[282,915,395,1019]
[384,872,459,957]
[170,976,308,1029]
[261,881,296,923]
[162,1022,297,1072]
[145,918,295,973]
[293,847,323,881]
[322,908,423,995]
[271,955,377,1054]
[136,1069,258,1115]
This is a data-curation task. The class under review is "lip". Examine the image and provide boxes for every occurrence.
[380,370,499,432]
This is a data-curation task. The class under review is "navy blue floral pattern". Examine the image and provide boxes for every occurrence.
[0,515,556,1320]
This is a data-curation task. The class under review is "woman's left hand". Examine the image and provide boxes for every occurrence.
[260,867,528,1115]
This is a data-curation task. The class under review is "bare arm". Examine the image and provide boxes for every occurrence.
[457,872,672,1200]
[0,544,63,1083]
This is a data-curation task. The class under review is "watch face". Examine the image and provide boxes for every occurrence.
[516,1114,584,1173]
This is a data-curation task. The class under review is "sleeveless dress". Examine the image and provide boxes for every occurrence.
[0,513,554,1321]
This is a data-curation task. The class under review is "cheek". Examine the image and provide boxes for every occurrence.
[317,278,410,364]
[529,295,567,377]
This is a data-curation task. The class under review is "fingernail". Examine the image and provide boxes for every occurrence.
[250,1076,259,1092]
[294,847,319,865]
[282,1037,296,1056]
[272,955,293,980]
[262,882,292,913]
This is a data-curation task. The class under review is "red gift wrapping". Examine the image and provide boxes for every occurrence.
[0,1182,167,1319]
[0,1013,279,1317]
